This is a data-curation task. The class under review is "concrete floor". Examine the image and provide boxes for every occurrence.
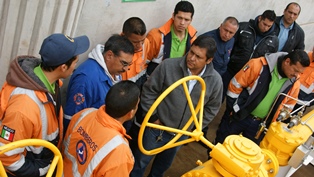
[144,102,314,177]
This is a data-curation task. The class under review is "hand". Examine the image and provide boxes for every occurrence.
[153,119,162,125]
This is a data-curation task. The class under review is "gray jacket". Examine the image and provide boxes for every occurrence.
[140,57,223,130]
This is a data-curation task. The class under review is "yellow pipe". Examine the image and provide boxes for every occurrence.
[0,139,63,177]
[0,160,6,177]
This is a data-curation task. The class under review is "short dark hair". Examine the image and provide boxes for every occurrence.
[222,16,239,28]
[284,50,310,67]
[192,36,217,60]
[261,10,276,21]
[41,55,77,72]
[105,80,140,118]
[103,34,134,56]
[122,17,146,37]
[285,2,301,14]
[174,1,194,18]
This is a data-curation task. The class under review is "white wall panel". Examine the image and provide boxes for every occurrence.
[0,0,313,86]
[0,0,85,84]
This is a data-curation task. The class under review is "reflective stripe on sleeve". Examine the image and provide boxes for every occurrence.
[231,77,241,89]
[128,69,147,83]
[10,88,49,141]
[300,84,314,94]
[6,154,25,171]
[64,114,72,121]
[0,142,24,156]
[39,164,50,176]
[226,90,239,98]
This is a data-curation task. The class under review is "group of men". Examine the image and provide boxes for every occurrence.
[0,1,312,177]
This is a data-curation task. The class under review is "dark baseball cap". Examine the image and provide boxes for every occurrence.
[39,33,90,66]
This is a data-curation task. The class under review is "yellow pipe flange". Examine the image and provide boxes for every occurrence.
[260,149,279,177]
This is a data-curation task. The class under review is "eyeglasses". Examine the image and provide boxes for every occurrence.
[113,54,133,67]
[119,59,133,67]
[116,56,133,67]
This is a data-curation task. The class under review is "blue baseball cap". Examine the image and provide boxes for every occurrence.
[39,33,90,66]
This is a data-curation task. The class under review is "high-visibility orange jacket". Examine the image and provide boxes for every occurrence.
[63,105,134,177]
[146,18,197,63]
[227,52,300,122]
[0,56,63,177]
[121,38,150,82]
[299,51,314,94]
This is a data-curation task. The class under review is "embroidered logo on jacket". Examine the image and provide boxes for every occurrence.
[1,125,15,142]
[76,140,87,165]
[74,93,85,105]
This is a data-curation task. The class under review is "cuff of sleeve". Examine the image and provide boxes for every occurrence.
[149,114,159,123]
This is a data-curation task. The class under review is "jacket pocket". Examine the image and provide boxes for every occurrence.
[238,30,252,46]
[253,37,278,58]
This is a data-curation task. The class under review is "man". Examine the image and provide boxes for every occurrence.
[274,2,305,52]
[215,50,310,146]
[223,10,278,101]
[64,34,134,132]
[120,17,150,132]
[129,36,223,177]
[146,1,197,76]
[227,10,278,77]
[293,48,314,112]
[63,80,140,177]
[121,17,150,87]
[199,17,238,148]
[0,33,89,176]
[200,16,239,76]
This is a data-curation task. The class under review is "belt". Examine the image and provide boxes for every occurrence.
[249,115,263,121]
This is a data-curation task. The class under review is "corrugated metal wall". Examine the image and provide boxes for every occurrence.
[0,0,85,84]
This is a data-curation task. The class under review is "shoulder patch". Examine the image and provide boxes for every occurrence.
[243,64,250,72]
[74,93,85,105]
[76,140,87,165]
[1,125,15,142]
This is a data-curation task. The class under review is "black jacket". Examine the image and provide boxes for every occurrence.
[274,16,305,53]
[227,17,279,76]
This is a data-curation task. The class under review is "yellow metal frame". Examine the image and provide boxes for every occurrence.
[0,139,63,177]
[138,75,215,155]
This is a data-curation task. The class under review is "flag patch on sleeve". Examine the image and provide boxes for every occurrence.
[243,64,250,72]
[1,125,15,142]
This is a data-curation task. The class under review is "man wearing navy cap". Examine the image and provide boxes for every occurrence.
[0,33,89,177]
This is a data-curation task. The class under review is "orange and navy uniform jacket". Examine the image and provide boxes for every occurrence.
[63,105,134,177]
[121,38,150,83]
[146,18,197,75]
[0,56,63,177]
[299,51,314,96]
[226,52,300,123]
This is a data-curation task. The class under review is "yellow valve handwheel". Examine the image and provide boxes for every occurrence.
[0,139,63,177]
[138,76,214,155]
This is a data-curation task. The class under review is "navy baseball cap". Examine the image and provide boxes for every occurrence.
[39,33,90,66]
